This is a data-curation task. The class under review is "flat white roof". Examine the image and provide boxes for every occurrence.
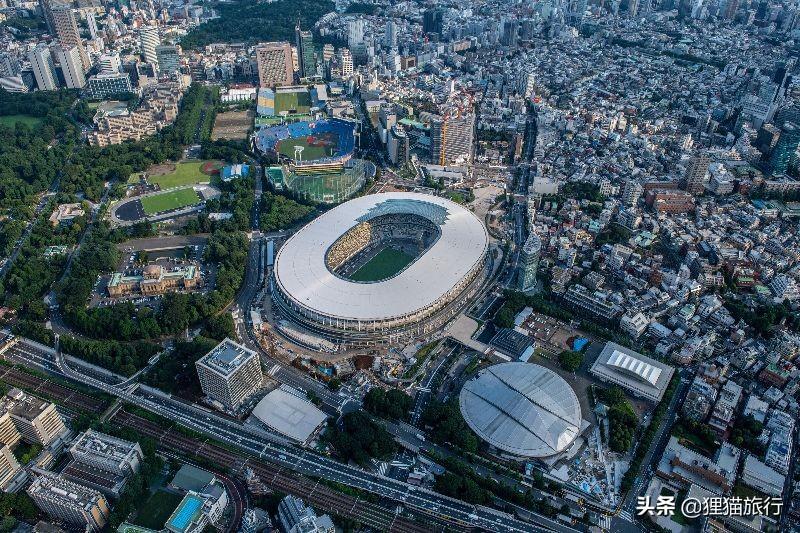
[590,342,675,402]
[273,192,488,321]
[459,363,582,458]
[251,388,327,443]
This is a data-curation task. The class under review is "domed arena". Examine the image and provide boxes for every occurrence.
[271,192,489,347]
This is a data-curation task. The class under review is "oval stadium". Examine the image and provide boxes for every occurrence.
[459,363,583,459]
[256,118,371,204]
[271,192,489,347]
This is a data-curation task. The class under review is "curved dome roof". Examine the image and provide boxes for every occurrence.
[459,363,582,458]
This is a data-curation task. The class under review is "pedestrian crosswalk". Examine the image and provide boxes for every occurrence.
[268,363,281,376]
[618,510,634,522]
[598,514,612,530]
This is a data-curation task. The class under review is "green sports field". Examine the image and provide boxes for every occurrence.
[0,115,43,128]
[350,248,415,282]
[141,188,202,215]
[149,162,210,189]
[277,136,334,161]
[275,90,311,114]
[130,490,183,530]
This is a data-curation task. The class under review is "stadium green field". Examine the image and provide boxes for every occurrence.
[141,188,201,215]
[350,248,415,282]
[276,136,334,161]
[275,90,311,114]
[0,114,43,128]
[149,162,209,189]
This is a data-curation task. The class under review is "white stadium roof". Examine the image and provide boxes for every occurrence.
[589,342,675,402]
[251,387,327,443]
[606,350,662,386]
[273,192,488,321]
[459,363,582,458]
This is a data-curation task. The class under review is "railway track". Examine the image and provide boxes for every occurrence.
[0,364,105,414]
[112,410,447,533]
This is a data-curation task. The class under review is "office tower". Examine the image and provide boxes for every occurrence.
[87,13,99,39]
[139,26,160,68]
[56,46,86,88]
[278,496,334,533]
[27,471,110,532]
[69,430,143,477]
[52,6,90,70]
[38,0,68,34]
[684,153,710,195]
[518,234,541,292]
[770,122,800,176]
[348,18,365,48]
[98,52,121,74]
[0,53,18,77]
[622,179,643,206]
[0,388,67,446]
[338,48,353,77]
[430,111,476,165]
[518,71,535,98]
[155,44,180,74]
[295,24,316,78]
[0,444,21,489]
[627,0,640,17]
[385,21,398,49]
[723,0,739,19]
[0,412,21,448]
[422,8,444,34]
[501,18,518,47]
[195,338,262,411]
[387,125,409,165]
[85,72,133,99]
[28,44,58,91]
[255,42,294,87]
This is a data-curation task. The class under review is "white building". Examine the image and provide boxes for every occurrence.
[27,471,110,531]
[69,430,142,477]
[741,455,785,497]
[0,388,67,446]
[55,46,85,89]
[589,342,675,402]
[195,338,262,411]
[28,44,58,91]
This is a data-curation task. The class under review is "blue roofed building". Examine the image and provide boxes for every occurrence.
[221,164,250,182]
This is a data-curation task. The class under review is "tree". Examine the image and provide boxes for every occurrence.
[363,388,413,420]
[324,411,396,466]
[557,350,584,373]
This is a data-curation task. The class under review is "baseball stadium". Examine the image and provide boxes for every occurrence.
[255,118,370,204]
[271,192,489,348]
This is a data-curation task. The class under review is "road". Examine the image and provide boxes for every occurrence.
[4,334,556,532]
[0,186,57,279]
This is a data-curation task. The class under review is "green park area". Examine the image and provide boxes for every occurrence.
[141,188,202,215]
[130,490,183,530]
[148,162,214,189]
[277,136,334,161]
[0,114,43,128]
[350,247,415,282]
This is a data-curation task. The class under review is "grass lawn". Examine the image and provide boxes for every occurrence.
[0,114,43,128]
[149,162,209,189]
[277,136,333,161]
[350,247,415,282]
[141,188,201,215]
[275,90,311,113]
[131,490,183,530]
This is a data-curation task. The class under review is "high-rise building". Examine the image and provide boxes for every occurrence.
[155,44,181,74]
[422,8,444,34]
[278,496,334,533]
[56,46,86,89]
[85,72,133,99]
[338,48,353,78]
[28,44,58,91]
[27,471,110,531]
[347,18,365,48]
[51,6,90,70]
[684,153,710,195]
[295,24,316,78]
[769,121,800,176]
[387,125,409,165]
[0,412,21,449]
[139,26,160,68]
[255,42,294,87]
[385,21,398,49]
[38,0,70,34]
[723,0,739,19]
[0,53,19,77]
[86,13,99,39]
[430,109,476,165]
[0,388,67,446]
[322,44,335,64]
[195,338,263,411]
[0,444,21,490]
[517,233,541,292]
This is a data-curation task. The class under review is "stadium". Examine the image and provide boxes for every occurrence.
[256,118,369,204]
[271,192,489,348]
[459,363,584,459]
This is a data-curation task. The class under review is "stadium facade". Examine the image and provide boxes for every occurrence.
[256,118,370,204]
[271,192,489,348]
